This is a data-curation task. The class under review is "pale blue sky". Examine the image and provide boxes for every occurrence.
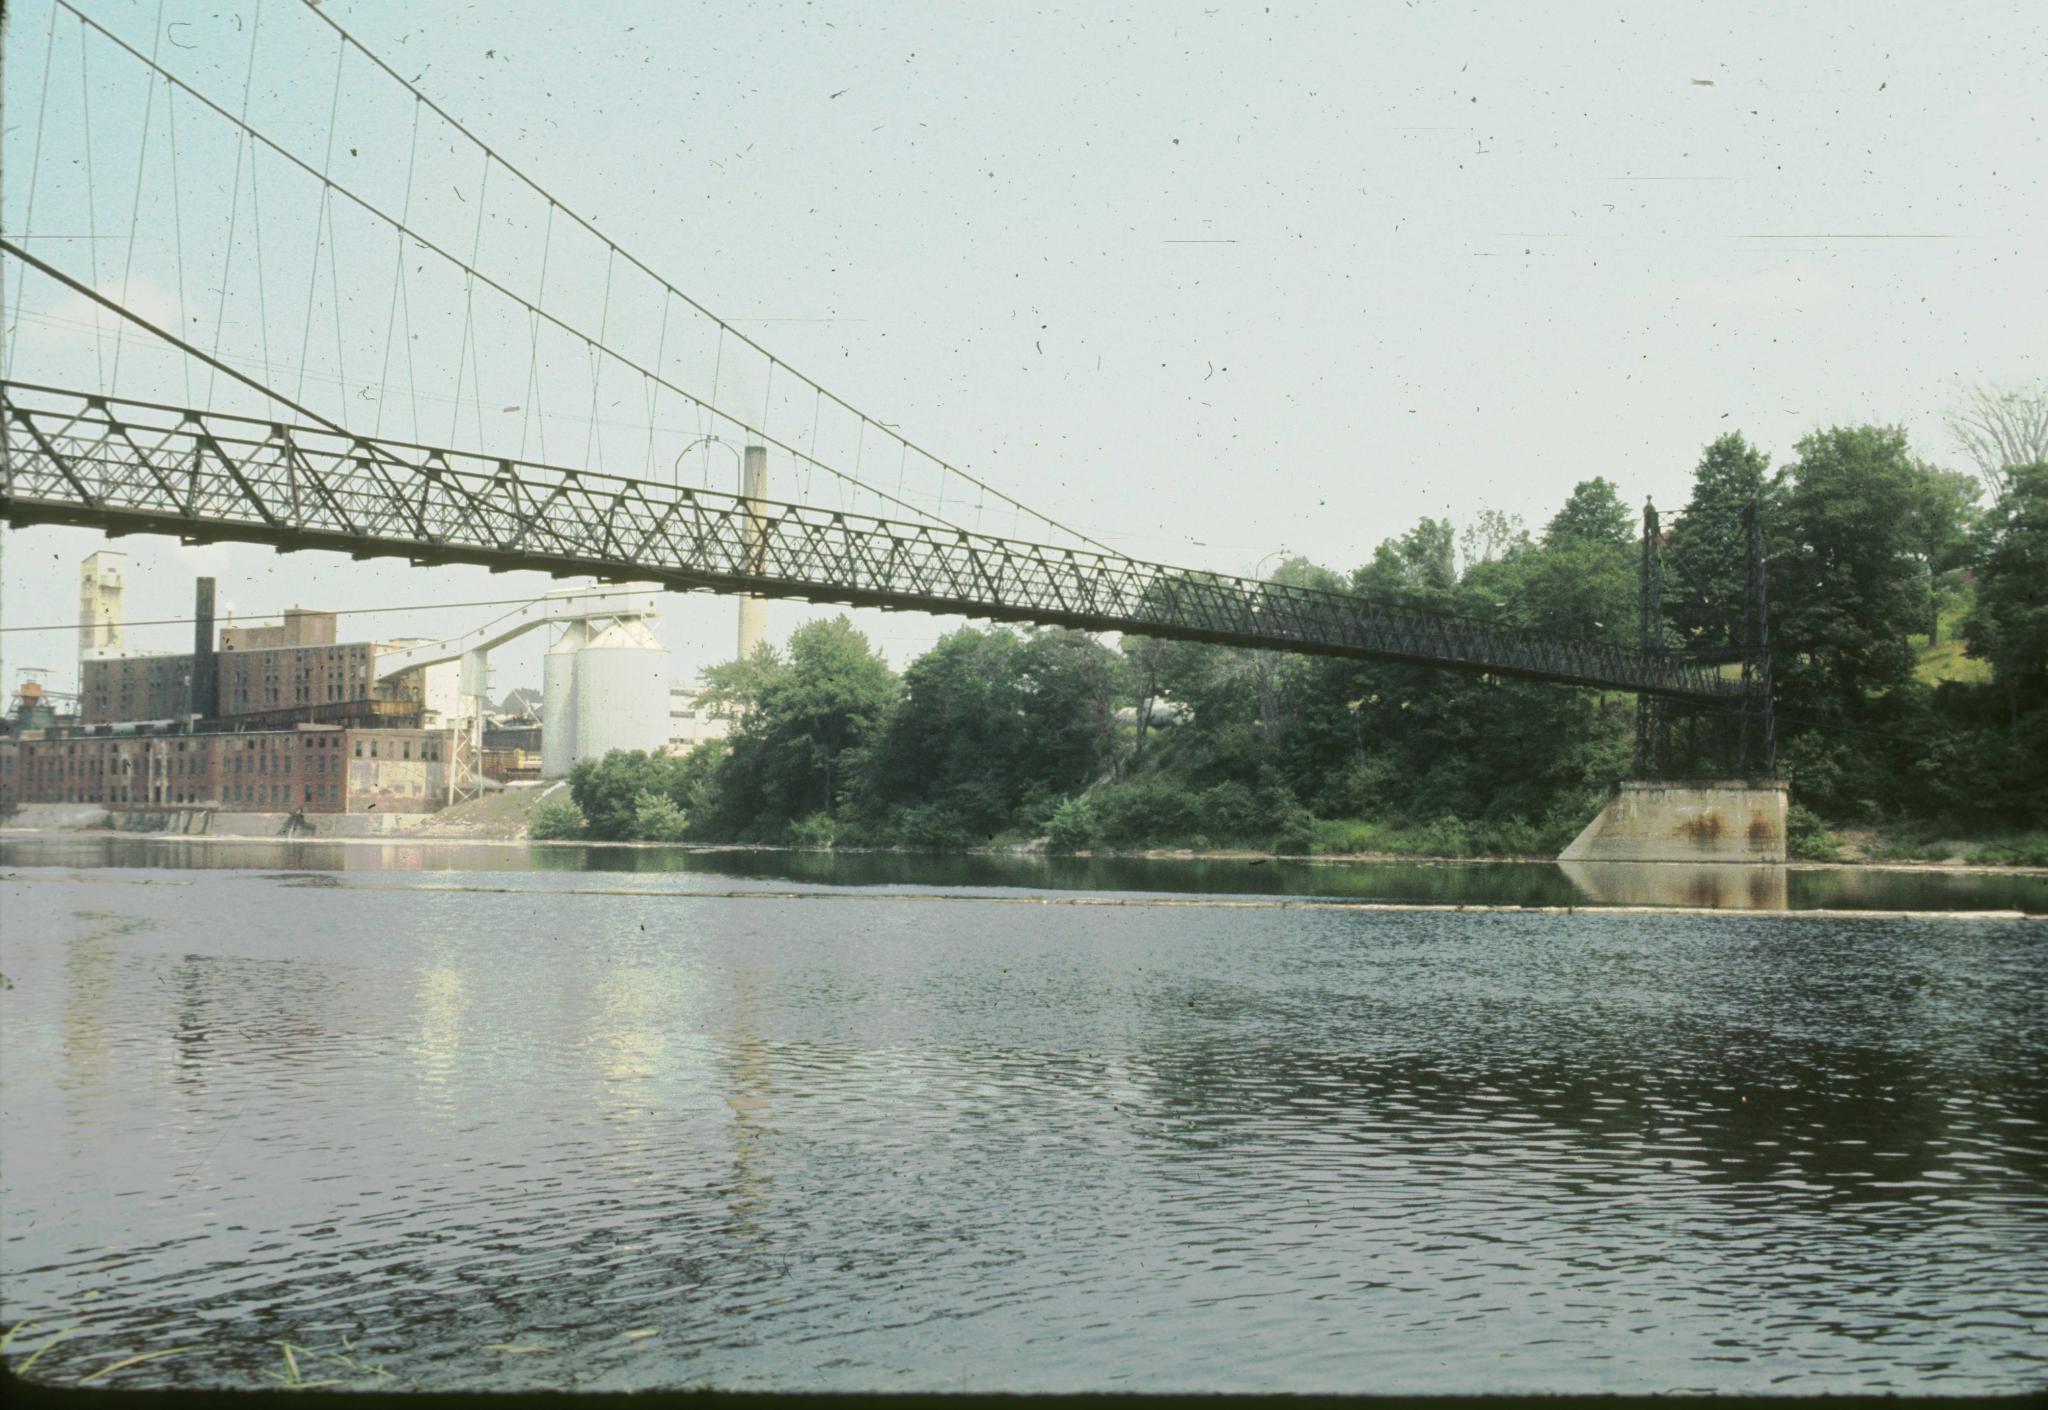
[4,0,2043,696]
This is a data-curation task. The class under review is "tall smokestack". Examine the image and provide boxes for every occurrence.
[192,577,218,720]
[737,445,769,661]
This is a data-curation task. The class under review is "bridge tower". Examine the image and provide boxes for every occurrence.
[1736,494,1776,779]
[1561,490,1786,864]
[1633,500,1666,775]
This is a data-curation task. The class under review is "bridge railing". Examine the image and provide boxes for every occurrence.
[1,382,1739,701]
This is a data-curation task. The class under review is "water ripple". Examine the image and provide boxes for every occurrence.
[1,867,2042,1395]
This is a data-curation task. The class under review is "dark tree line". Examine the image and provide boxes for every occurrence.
[538,416,2047,858]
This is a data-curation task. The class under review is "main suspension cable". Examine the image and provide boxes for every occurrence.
[4,237,345,433]
[76,19,107,387]
[205,0,265,411]
[291,0,1111,551]
[56,0,967,535]
[0,6,59,384]
[110,0,169,393]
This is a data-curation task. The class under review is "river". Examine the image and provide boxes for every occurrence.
[1,838,2043,1394]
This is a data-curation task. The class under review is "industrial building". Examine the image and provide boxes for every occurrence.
[0,559,693,821]
[481,690,544,783]
[83,629,388,724]
[3,725,450,814]
[539,610,670,779]
[2,561,465,818]
[4,448,770,823]
[668,682,731,752]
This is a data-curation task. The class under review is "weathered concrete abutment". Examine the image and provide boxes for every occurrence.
[1561,779,1789,864]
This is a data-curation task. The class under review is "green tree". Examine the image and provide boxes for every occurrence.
[1121,571,1231,765]
[568,750,696,840]
[1123,631,1173,763]
[1964,461,2048,718]
[1545,477,1632,547]
[1460,508,1530,573]
[1150,635,1272,789]
[1516,534,1635,643]
[699,640,784,720]
[631,790,690,842]
[1355,517,1458,599]
[1015,629,1131,794]
[868,625,1031,836]
[1907,463,1980,642]
[1770,426,1955,711]
[1664,433,1769,648]
[704,616,898,838]
[529,799,586,840]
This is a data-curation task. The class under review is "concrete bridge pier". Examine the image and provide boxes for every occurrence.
[1560,779,1789,864]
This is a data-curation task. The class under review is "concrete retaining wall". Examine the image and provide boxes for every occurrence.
[2,803,113,832]
[1561,780,1789,864]
[108,809,212,835]
[209,811,432,838]
[2,805,435,838]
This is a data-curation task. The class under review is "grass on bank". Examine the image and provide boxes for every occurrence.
[1788,807,2048,867]
[1913,606,1993,686]
[1301,814,1570,859]
[530,783,2048,868]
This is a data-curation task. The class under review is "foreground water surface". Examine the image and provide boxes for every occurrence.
[1,839,2044,1394]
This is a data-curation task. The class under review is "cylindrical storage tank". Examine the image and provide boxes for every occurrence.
[573,617,670,766]
[541,620,587,778]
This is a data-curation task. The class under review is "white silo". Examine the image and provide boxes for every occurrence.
[573,616,670,764]
[541,619,587,779]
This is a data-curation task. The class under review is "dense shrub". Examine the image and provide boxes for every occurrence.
[529,800,586,840]
[891,803,971,851]
[789,811,838,849]
[631,791,690,843]
[1043,797,1099,852]
[1786,804,1839,861]
[1964,834,2048,867]
[1090,780,1206,845]
[1271,804,1318,856]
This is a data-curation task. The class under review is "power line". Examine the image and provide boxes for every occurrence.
[0,593,653,637]
[4,238,345,433]
[48,0,963,535]
[291,0,1113,554]
[0,7,60,384]
[53,4,968,534]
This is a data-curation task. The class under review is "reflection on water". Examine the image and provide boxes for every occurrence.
[3,835,2045,913]
[1,851,2044,1395]
[1560,860,1790,910]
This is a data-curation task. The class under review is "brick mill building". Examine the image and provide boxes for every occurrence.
[0,726,452,815]
[0,576,456,819]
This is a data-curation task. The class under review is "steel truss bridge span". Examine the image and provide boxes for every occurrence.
[1,383,1739,703]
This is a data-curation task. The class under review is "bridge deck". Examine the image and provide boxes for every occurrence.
[1,383,1738,702]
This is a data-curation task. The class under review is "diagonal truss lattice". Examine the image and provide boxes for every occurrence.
[1,381,1742,703]
[10,0,1104,549]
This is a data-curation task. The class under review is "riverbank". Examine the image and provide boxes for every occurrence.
[4,813,2046,879]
